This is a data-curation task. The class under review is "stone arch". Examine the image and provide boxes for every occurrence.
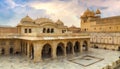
[56,42,65,56]
[42,43,52,59]
[10,47,14,54]
[30,44,34,59]
[66,41,73,55]
[83,40,88,51]
[74,41,80,53]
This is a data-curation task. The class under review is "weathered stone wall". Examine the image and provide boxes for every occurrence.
[0,39,21,55]
[90,33,120,50]
[0,27,18,34]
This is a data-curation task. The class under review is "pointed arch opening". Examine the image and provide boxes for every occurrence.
[56,42,65,56]
[66,42,73,55]
[42,43,52,59]
[74,41,80,53]
[83,41,88,51]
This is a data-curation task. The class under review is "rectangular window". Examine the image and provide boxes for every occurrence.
[29,29,32,33]
[25,29,27,33]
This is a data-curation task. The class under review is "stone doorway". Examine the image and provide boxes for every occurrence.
[10,47,13,54]
[42,44,52,59]
[1,48,5,55]
[56,42,64,56]
[66,42,73,55]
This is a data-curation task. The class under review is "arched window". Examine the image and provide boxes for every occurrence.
[51,28,54,33]
[84,28,86,31]
[24,29,27,33]
[47,28,50,33]
[43,28,46,33]
[29,29,32,33]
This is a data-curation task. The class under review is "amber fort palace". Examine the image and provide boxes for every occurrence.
[0,16,90,62]
[0,8,120,62]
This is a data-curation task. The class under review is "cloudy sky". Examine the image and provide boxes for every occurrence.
[0,0,120,27]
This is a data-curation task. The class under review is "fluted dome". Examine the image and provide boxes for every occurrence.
[56,19,64,26]
[35,18,53,24]
[20,15,33,23]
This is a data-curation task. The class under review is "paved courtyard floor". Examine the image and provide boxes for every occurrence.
[0,48,120,69]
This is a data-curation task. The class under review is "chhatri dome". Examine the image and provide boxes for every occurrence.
[96,9,101,14]
[20,15,33,23]
[81,8,95,17]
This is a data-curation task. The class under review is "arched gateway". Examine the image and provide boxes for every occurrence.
[83,41,88,51]
[42,44,52,59]
[74,41,80,53]
[66,42,73,55]
[56,42,65,56]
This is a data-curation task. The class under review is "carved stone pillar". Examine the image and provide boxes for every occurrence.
[33,43,42,62]
[27,42,30,58]
[52,43,57,59]
[86,40,90,51]
[72,46,75,55]
[64,47,66,57]
[80,41,83,53]
[64,43,67,57]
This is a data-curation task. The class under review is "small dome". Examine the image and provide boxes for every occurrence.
[56,19,64,25]
[96,9,101,14]
[35,18,53,24]
[83,9,95,17]
[84,9,91,15]
[21,15,33,23]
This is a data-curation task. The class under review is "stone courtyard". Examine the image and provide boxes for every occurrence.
[0,48,120,69]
